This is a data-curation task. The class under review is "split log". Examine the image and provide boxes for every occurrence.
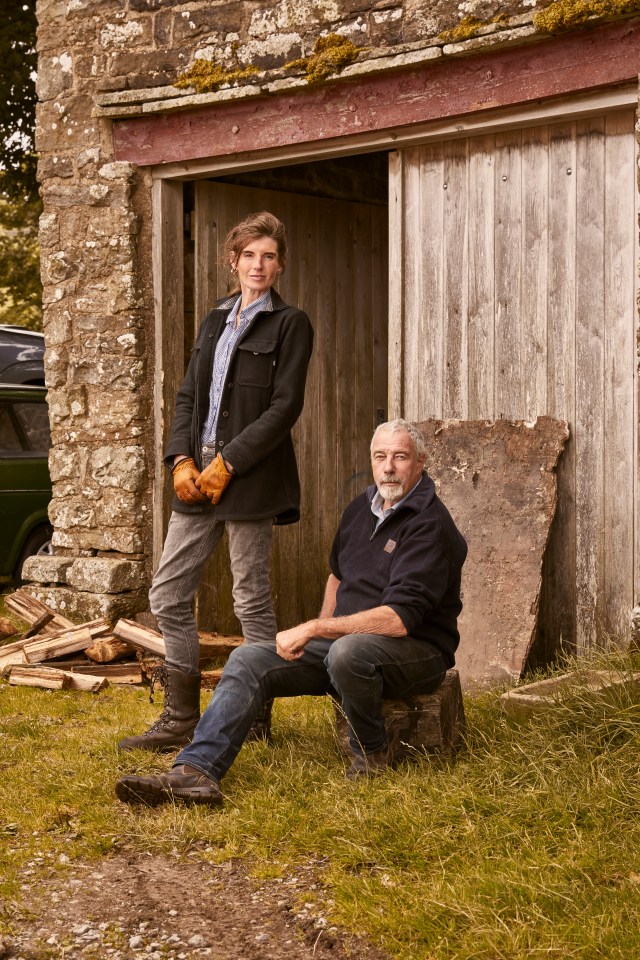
[66,662,143,685]
[198,633,244,662]
[201,668,224,690]
[23,620,110,664]
[9,664,109,692]
[84,636,136,664]
[9,665,71,690]
[137,654,223,690]
[4,589,74,633]
[0,616,18,640]
[21,612,54,640]
[113,618,165,657]
[0,639,28,672]
[333,669,466,761]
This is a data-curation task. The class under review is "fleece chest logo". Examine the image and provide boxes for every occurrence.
[383,539,396,554]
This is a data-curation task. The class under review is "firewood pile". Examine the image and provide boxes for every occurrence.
[0,589,243,694]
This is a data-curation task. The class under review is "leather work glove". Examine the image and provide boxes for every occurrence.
[195,452,233,504]
[172,457,207,504]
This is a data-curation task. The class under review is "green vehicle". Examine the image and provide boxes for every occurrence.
[0,384,53,583]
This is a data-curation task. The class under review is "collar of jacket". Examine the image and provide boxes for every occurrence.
[213,287,289,315]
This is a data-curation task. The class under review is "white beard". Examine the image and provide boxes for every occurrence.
[377,479,404,503]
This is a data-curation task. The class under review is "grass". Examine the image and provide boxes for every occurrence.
[1,633,640,958]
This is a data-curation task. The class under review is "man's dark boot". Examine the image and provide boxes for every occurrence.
[345,740,396,780]
[115,764,223,808]
[245,698,274,743]
[117,664,201,753]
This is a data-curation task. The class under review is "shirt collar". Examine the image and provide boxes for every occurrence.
[370,475,424,526]
[221,289,273,325]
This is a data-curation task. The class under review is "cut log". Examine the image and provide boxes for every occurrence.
[9,663,109,692]
[23,620,110,664]
[84,636,136,663]
[0,639,28,672]
[21,612,55,640]
[333,669,466,761]
[201,668,224,690]
[66,662,143,685]
[9,665,71,690]
[0,616,18,640]
[198,633,244,662]
[4,589,75,633]
[113,618,166,656]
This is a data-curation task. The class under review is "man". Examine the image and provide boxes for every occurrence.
[116,418,467,807]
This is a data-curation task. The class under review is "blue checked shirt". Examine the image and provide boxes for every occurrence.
[201,289,273,446]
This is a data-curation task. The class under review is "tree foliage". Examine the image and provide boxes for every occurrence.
[0,0,38,204]
[0,197,42,329]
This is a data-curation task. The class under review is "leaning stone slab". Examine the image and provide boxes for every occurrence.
[500,670,640,719]
[418,417,569,690]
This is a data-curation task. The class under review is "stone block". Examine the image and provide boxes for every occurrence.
[500,670,640,720]
[333,669,465,761]
[67,557,147,594]
[21,555,74,585]
[418,418,569,690]
[27,586,149,623]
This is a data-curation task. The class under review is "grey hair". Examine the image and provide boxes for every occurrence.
[370,419,427,458]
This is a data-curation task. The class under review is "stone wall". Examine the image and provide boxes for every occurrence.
[30,0,624,621]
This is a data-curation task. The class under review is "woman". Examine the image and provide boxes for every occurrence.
[119,211,314,751]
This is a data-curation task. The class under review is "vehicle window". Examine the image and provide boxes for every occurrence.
[12,401,51,451]
[0,404,23,451]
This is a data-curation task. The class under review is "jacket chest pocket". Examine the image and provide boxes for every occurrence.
[236,339,277,388]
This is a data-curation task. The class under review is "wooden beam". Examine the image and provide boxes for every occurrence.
[113,19,640,169]
[113,618,166,656]
[23,621,110,664]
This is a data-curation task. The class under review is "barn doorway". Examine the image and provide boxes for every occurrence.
[181,153,389,634]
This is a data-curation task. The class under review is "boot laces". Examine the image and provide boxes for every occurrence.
[149,663,168,705]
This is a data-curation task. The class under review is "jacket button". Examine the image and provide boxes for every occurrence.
[227,382,233,389]
[218,440,224,447]
[222,410,229,417]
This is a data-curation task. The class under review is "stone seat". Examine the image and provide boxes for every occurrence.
[332,668,465,761]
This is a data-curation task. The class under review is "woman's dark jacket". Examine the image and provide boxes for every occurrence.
[164,289,314,524]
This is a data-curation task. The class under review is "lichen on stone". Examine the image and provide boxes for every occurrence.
[534,0,640,32]
[175,59,260,94]
[438,13,509,44]
[285,33,360,83]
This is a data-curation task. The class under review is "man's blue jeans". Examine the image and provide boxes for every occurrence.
[175,633,447,782]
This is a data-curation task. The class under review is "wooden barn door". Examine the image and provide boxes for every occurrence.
[389,110,639,653]
[192,182,388,633]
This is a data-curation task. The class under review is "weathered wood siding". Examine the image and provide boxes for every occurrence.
[389,110,638,652]
[193,182,388,633]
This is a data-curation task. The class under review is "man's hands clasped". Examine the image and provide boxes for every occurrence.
[173,453,233,505]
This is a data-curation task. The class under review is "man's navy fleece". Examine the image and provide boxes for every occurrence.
[328,473,467,667]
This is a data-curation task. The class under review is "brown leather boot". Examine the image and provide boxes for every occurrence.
[117,664,201,753]
[345,740,396,780]
[115,764,223,808]
[245,698,273,743]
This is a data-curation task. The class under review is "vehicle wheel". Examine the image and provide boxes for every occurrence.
[13,524,53,585]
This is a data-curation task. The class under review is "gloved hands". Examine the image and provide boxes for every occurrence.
[172,458,207,503]
[195,452,233,504]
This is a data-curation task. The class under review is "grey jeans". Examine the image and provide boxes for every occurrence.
[149,510,276,674]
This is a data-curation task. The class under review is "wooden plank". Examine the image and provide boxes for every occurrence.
[23,623,107,664]
[520,124,549,420]
[418,142,444,418]
[371,203,389,428]
[112,618,166,656]
[387,149,404,419]
[494,129,523,418]
[66,662,143,685]
[574,115,606,654]
[442,137,469,418]
[113,20,640,168]
[152,178,185,570]
[603,111,636,639]
[467,133,495,418]
[402,147,424,420]
[538,120,577,656]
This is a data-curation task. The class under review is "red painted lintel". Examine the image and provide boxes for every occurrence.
[113,18,640,167]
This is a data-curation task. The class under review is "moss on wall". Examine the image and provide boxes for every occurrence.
[438,14,510,44]
[534,0,640,32]
[175,60,260,93]
[285,34,360,83]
